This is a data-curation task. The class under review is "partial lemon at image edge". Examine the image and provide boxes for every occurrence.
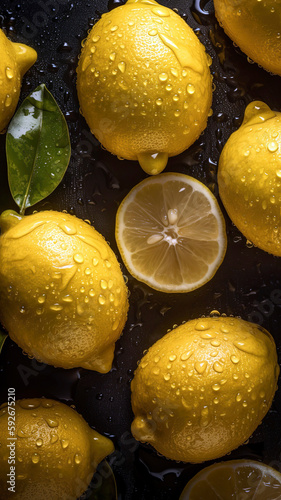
[115,173,227,293]
[77,0,212,174]
[0,29,37,132]
[180,460,281,499]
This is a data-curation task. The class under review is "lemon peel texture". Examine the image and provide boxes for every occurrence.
[131,316,279,463]
[77,0,212,175]
[218,101,281,256]
[0,210,129,372]
[0,29,37,132]
[0,398,114,500]
[214,0,281,76]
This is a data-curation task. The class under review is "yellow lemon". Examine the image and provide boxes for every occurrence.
[131,316,279,463]
[0,210,129,372]
[0,398,114,500]
[0,29,37,132]
[115,173,226,293]
[77,0,212,175]
[218,100,281,256]
[180,459,281,499]
[214,0,281,76]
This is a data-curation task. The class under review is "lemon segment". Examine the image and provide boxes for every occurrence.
[0,210,129,372]
[0,29,37,132]
[214,0,281,76]
[131,317,279,463]
[76,0,212,174]
[180,460,281,499]
[218,100,281,256]
[115,173,226,292]
[0,398,114,500]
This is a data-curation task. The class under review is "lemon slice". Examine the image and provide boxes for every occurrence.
[180,460,281,499]
[115,173,226,292]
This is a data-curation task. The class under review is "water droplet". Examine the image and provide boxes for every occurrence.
[166,84,173,92]
[110,25,118,32]
[98,294,106,305]
[73,254,84,264]
[89,289,95,297]
[194,361,207,374]
[159,72,168,82]
[93,258,99,266]
[5,95,12,107]
[112,319,119,331]
[212,383,221,391]
[31,453,40,464]
[267,141,278,152]
[187,84,195,95]
[231,355,240,364]
[100,279,108,290]
[118,61,126,73]
[61,439,69,449]
[151,6,170,17]
[169,354,177,362]
[50,303,63,312]
[109,52,116,61]
[45,418,59,428]
[236,393,242,402]
[195,321,210,331]
[36,438,43,447]
[92,35,100,42]
[6,67,14,79]
[50,434,58,444]
[210,340,220,347]
[38,294,46,304]
[180,351,193,361]
[59,223,77,235]
[74,453,82,464]
[164,373,171,381]
[213,361,224,373]
[148,29,158,36]
[155,97,163,106]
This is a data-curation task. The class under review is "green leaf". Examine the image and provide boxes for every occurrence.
[0,331,7,355]
[81,461,117,500]
[6,84,71,214]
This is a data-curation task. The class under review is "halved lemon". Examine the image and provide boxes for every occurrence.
[115,173,226,292]
[180,460,281,499]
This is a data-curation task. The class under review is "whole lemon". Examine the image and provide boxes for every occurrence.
[77,0,212,175]
[0,210,128,372]
[0,398,114,500]
[214,0,281,76]
[131,316,279,463]
[218,101,281,256]
[0,29,37,132]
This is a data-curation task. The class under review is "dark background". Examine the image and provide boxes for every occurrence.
[0,0,281,498]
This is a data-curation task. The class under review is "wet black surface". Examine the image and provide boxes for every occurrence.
[0,1,281,499]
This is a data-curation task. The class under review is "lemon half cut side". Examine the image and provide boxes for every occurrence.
[115,173,227,293]
[180,459,281,500]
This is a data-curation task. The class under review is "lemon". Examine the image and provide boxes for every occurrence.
[0,210,128,372]
[76,0,212,175]
[131,316,279,463]
[214,0,281,76]
[115,173,226,293]
[180,459,281,499]
[218,100,281,256]
[0,398,114,500]
[0,29,37,132]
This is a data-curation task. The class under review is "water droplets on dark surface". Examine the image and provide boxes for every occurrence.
[0,0,281,499]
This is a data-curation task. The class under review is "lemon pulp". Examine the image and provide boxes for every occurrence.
[115,173,226,292]
[180,460,281,499]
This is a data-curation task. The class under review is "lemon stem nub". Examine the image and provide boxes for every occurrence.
[12,43,38,77]
[137,152,168,175]
[0,210,23,233]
